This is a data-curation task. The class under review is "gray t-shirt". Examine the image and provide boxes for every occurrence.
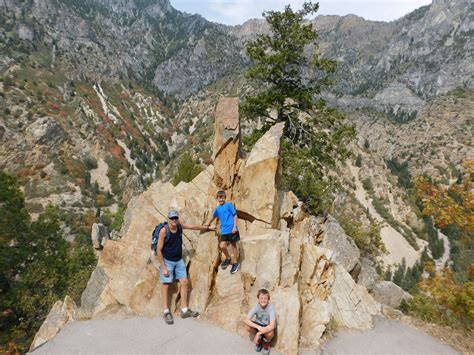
[247,303,276,326]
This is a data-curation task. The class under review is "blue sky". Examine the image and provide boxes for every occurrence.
[170,0,433,25]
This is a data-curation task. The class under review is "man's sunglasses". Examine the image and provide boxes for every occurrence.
[170,217,179,221]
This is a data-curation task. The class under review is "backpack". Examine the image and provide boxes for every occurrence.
[150,222,183,254]
[151,222,171,253]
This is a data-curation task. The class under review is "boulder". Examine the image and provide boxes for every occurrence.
[357,258,380,291]
[280,190,299,220]
[271,285,301,355]
[234,122,285,228]
[289,216,323,274]
[327,264,381,329]
[212,97,240,189]
[299,245,334,303]
[188,232,219,313]
[128,261,163,317]
[120,174,144,205]
[299,298,331,348]
[29,296,77,351]
[91,223,109,249]
[79,266,112,318]
[26,116,65,146]
[371,281,413,308]
[204,267,246,333]
[240,231,282,293]
[320,215,360,273]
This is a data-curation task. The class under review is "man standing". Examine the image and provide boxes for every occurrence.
[155,209,214,325]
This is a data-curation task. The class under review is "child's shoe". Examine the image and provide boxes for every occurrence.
[220,258,231,270]
[254,341,263,352]
[230,262,240,274]
[261,341,271,354]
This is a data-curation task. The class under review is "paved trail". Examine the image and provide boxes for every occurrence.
[32,316,276,354]
[320,317,458,355]
[32,316,457,354]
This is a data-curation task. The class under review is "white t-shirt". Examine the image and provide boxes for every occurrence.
[247,303,276,326]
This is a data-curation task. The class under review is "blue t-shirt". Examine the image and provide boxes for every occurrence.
[212,202,238,235]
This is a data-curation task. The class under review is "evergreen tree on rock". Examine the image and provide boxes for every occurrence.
[242,1,355,214]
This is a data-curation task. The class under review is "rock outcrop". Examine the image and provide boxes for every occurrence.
[36,98,381,353]
[212,97,241,189]
[29,296,77,352]
[372,281,413,308]
[26,116,65,147]
[91,223,109,250]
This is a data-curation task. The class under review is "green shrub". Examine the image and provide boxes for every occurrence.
[338,214,384,258]
[172,153,203,186]
[362,178,374,193]
[386,158,413,189]
[83,156,98,170]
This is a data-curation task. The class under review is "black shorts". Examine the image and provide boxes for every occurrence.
[252,319,267,327]
[221,231,240,243]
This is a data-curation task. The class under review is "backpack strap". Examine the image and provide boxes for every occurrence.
[163,223,171,244]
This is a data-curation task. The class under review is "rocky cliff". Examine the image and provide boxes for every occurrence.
[31,98,387,353]
[3,0,471,105]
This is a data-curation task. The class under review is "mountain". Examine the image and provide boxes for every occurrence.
[1,0,472,255]
[1,0,473,352]
[2,0,246,98]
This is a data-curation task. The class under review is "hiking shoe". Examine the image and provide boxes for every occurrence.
[220,258,231,270]
[262,341,270,355]
[254,342,263,352]
[181,308,199,318]
[163,311,174,325]
[230,262,241,274]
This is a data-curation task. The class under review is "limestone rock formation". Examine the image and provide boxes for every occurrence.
[26,116,65,147]
[234,122,285,228]
[29,296,77,352]
[212,97,241,189]
[372,281,413,308]
[35,98,382,353]
[320,215,360,273]
[357,258,380,291]
[91,223,109,250]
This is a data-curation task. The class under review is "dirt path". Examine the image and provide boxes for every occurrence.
[435,230,450,270]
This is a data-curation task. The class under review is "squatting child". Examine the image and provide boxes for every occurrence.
[244,288,277,354]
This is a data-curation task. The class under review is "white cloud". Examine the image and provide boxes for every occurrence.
[170,0,433,25]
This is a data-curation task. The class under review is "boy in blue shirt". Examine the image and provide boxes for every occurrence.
[207,190,241,274]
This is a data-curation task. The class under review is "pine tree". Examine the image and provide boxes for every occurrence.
[393,258,407,286]
[242,1,355,214]
[172,153,203,186]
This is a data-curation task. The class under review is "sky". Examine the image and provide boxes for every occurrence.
[169,0,433,25]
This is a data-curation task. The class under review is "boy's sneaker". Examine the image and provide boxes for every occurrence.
[230,262,240,274]
[181,308,199,318]
[254,341,263,352]
[262,341,270,355]
[163,311,174,325]
[220,258,231,270]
